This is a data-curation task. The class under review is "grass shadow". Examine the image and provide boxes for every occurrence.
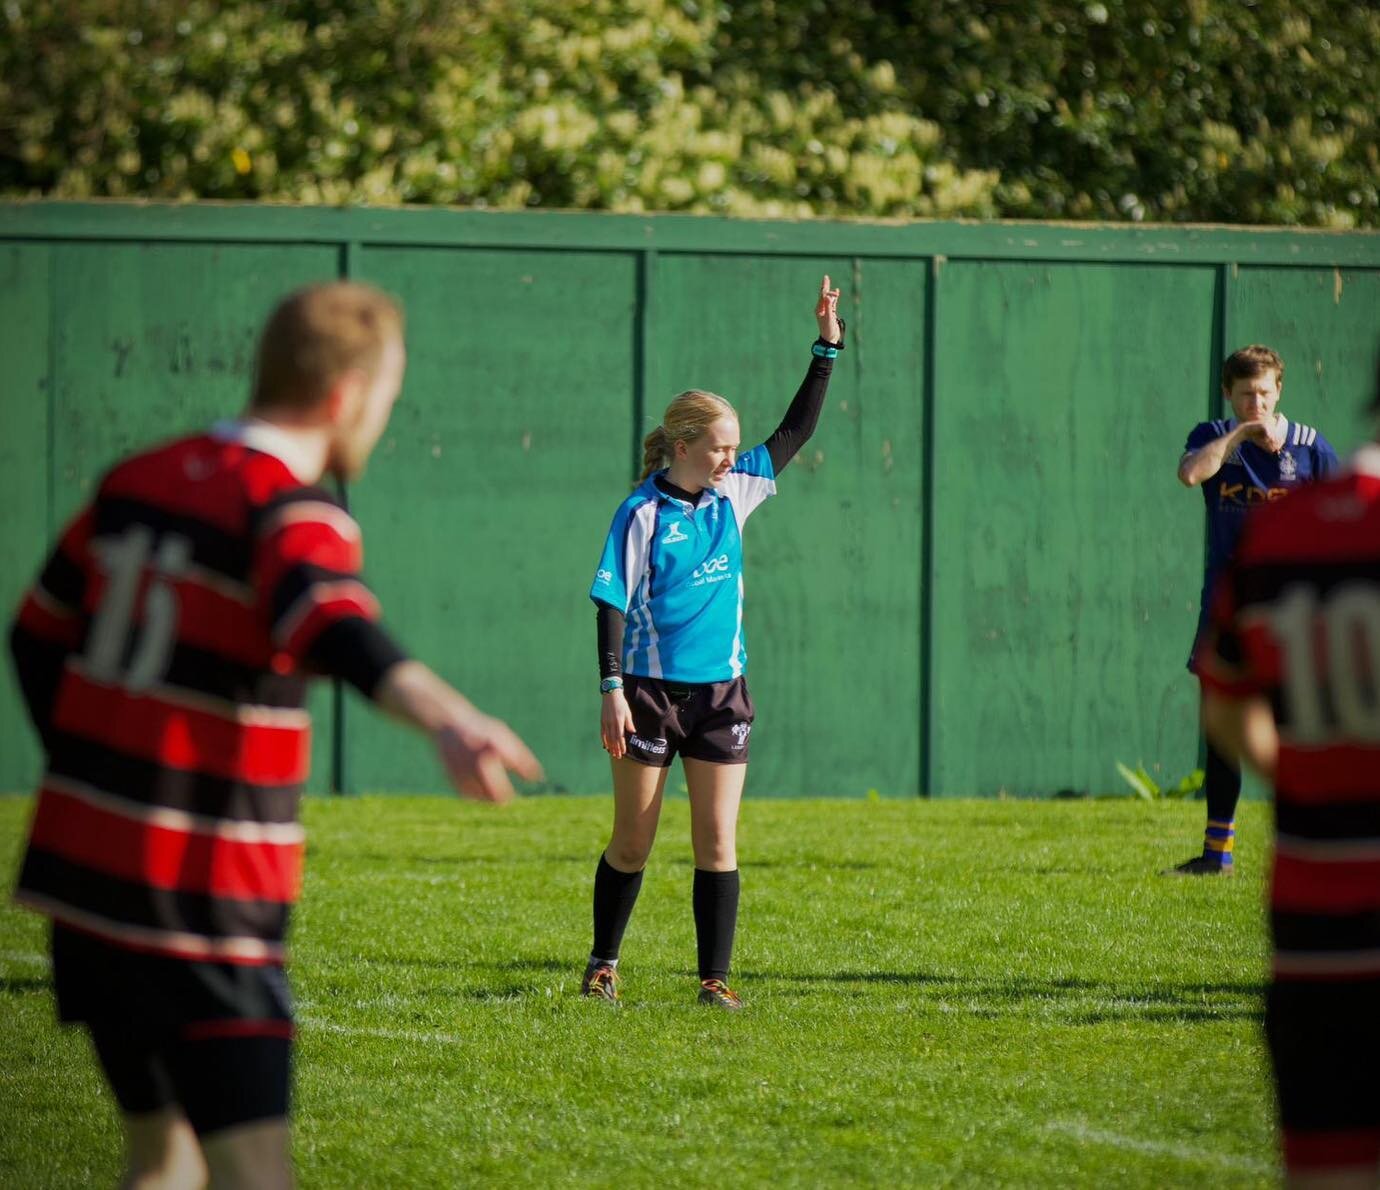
[496,958,568,974]
[463,985,548,1002]
[0,974,51,995]
[348,852,592,867]
[739,967,1265,1023]
[348,953,470,972]
[736,969,962,987]
[345,954,571,977]
[664,857,880,871]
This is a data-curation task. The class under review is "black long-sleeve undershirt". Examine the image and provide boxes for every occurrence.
[595,340,838,680]
[597,605,625,681]
[762,347,835,474]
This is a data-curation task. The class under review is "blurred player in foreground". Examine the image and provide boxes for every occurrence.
[9,282,541,1188]
[581,275,843,1010]
[1198,360,1380,1185]
[1168,345,1337,876]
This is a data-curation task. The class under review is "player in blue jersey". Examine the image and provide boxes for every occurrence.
[1165,344,1338,876]
[580,275,844,1009]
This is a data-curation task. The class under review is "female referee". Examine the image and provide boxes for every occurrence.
[582,275,843,1009]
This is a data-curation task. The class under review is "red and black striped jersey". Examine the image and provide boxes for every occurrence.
[1198,444,1380,981]
[10,421,405,965]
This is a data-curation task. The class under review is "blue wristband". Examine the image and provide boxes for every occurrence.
[812,342,840,359]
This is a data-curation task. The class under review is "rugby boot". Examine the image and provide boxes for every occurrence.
[581,961,620,1003]
[1161,854,1236,877]
[697,978,743,1010]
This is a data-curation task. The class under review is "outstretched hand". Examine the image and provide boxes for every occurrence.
[434,710,543,803]
[815,274,842,344]
[375,660,543,803]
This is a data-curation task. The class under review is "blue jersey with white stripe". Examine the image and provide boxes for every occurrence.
[590,444,777,683]
[1186,416,1339,621]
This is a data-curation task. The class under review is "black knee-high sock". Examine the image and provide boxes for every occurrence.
[693,868,740,983]
[1202,737,1241,864]
[1204,737,1242,824]
[591,854,644,963]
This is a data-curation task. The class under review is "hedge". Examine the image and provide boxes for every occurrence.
[1,0,1375,226]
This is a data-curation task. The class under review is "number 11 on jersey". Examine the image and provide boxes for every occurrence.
[86,526,192,691]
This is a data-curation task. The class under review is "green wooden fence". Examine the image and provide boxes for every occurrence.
[2,201,1378,797]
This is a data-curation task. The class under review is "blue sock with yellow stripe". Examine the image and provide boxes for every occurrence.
[1202,819,1235,869]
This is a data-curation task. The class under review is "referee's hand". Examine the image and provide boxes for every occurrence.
[601,688,636,759]
[815,274,842,344]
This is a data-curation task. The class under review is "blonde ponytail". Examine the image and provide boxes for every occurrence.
[640,425,671,481]
[637,389,737,482]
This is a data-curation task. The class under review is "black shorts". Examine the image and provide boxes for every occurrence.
[1186,608,1210,672]
[1266,978,1380,1172]
[50,925,293,1136]
[621,675,755,767]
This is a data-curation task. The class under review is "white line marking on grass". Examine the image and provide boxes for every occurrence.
[297,1016,466,1046]
[1042,1120,1274,1174]
[0,951,49,967]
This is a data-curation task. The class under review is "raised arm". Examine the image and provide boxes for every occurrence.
[763,275,844,475]
[816,273,842,346]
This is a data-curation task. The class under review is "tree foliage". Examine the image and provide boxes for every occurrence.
[1,0,1375,226]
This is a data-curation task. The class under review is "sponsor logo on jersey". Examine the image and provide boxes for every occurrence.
[661,521,689,544]
[629,734,668,755]
[1218,482,1291,506]
[730,721,751,750]
[691,554,733,586]
[595,568,613,585]
[1279,451,1297,480]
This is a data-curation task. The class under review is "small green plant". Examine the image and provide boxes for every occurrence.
[1115,761,1205,802]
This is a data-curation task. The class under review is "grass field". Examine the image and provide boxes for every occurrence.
[0,794,1277,1187]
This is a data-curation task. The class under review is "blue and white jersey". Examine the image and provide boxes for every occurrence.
[590,444,777,683]
[1185,416,1339,620]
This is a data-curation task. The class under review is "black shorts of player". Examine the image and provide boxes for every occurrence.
[621,675,755,767]
[1266,977,1380,1171]
[1186,607,1211,672]
[50,924,293,1136]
